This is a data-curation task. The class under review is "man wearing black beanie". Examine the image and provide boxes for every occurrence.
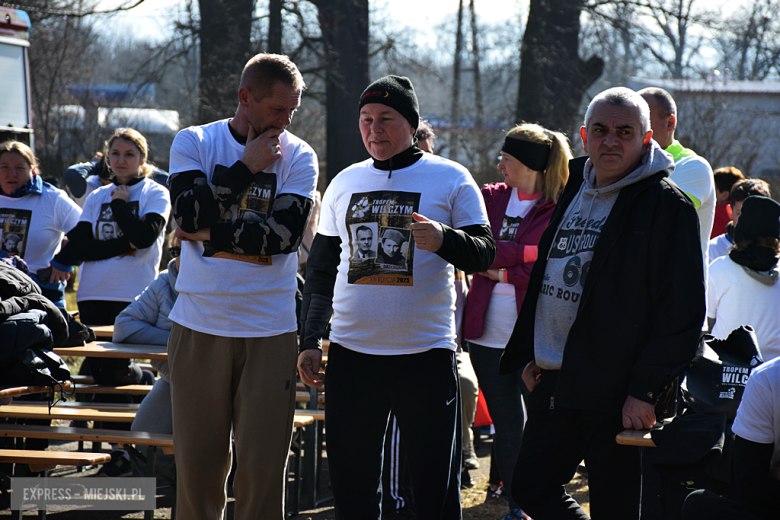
[298,75,497,520]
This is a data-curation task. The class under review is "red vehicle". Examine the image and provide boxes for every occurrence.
[0,6,33,147]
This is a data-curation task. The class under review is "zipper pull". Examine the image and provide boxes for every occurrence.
[549,396,555,410]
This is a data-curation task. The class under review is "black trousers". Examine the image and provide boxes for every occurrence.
[325,344,461,520]
[512,369,641,520]
[382,413,415,515]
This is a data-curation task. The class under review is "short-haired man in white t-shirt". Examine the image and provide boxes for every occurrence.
[297,75,495,520]
[167,53,319,520]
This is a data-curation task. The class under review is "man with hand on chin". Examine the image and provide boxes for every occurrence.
[166,54,318,520]
[499,87,705,520]
[298,75,495,520]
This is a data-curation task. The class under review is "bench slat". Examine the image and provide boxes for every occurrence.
[0,449,111,473]
[72,384,152,395]
[0,404,136,423]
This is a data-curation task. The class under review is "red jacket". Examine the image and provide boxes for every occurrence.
[463,182,555,341]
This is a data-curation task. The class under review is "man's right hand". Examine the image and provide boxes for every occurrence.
[522,360,542,392]
[297,349,325,388]
[241,124,283,173]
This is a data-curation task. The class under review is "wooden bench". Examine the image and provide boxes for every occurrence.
[0,423,175,455]
[0,449,111,473]
[0,403,137,423]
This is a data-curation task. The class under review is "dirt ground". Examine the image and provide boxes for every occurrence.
[1,431,589,519]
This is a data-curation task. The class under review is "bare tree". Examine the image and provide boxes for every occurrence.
[197,0,254,124]
[715,0,780,81]
[309,0,369,182]
[675,92,780,177]
[517,0,604,135]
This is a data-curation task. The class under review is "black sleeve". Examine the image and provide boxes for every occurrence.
[434,223,496,273]
[63,221,134,262]
[299,233,341,352]
[730,435,780,510]
[209,193,313,256]
[169,163,256,233]
[110,199,166,249]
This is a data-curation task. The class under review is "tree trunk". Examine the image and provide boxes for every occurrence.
[268,0,283,54]
[469,0,484,130]
[197,0,254,125]
[314,0,370,183]
[516,0,603,135]
[449,0,464,162]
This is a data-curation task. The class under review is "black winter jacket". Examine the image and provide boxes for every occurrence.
[499,156,705,415]
[0,262,68,347]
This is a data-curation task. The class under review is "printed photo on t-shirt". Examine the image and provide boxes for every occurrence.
[499,216,523,242]
[97,202,139,240]
[345,191,420,286]
[203,170,277,266]
[350,222,378,261]
[0,208,31,258]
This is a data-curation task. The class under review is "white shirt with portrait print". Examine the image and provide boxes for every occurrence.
[319,153,489,355]
[76,177,171,303]
[168,119,319,337]
[0,183,82,273]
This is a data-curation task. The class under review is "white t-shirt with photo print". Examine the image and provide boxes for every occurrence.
[0,183,82,273]
[319,153,489,355]
[76,177,171,303]
[168,119,319,337]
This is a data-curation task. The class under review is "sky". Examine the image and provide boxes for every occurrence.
[94,0,526,45]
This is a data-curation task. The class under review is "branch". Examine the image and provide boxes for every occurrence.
[3,1,146,17]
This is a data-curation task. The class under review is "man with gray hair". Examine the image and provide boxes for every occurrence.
[499,87,705,519]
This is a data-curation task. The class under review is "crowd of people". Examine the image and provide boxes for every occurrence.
[1,50,779,520]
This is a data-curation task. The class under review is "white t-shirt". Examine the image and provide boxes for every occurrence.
[168,119,319,337]
[708,233,733,264]
[76,178,171,303]
[733,356,780,480]
[0,183,82,273]
[471,188,538,349]
[319,153,489,355]
[707,256,780,361]
[671,154,716,262]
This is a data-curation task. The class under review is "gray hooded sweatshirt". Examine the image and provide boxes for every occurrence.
[534,142,675,370]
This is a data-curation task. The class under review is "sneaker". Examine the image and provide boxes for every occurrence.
[485,484,507,504]
[463,456,479,470]
[97,450,132,477]
[499,508,532,520]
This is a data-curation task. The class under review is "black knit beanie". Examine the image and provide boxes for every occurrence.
[735,195,780,242]
[359,75,420,131]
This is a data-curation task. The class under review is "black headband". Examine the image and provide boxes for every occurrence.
[502,137,551,171]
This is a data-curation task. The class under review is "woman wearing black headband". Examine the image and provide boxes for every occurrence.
[463,122,571,520]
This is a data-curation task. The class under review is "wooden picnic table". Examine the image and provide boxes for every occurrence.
[54,341,167,360]
[86,324,114,340]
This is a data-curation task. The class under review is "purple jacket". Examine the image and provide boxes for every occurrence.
[463,183,555,341]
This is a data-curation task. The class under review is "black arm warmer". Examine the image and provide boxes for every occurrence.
[169,163,256,233]
[64,221,134,262]
[209,194,313,256]
[299,234,341,352]
[435,223,496,273]
[730,435,780,510]
[110,199,166,249]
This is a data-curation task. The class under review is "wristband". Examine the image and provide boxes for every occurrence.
[498,267,507,283]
